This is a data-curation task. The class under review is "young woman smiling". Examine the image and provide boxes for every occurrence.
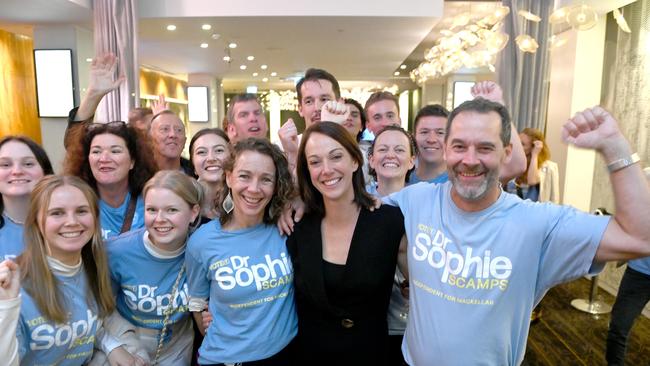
[0,136,53,260]
[186,138,297,365]
[289,122,407,365]
[99,170,203,365]
[65,122,157,239]
[189,128,231,220]
[0,175,129,365]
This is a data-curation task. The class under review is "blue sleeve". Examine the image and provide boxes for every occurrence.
[535,205,610,298]
[185,238,210,299]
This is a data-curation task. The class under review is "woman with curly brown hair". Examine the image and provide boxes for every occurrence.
[186,138,297,365]
[65,122,157,239]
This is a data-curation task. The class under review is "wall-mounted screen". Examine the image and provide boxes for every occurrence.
[34,49,75,117]
[453,81,475,109]
[188,86,209,122]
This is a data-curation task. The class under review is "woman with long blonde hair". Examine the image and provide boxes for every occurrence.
[0,175,133,365]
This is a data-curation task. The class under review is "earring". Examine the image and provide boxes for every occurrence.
[222,190,234,214]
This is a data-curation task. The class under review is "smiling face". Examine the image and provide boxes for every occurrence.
[225,150,276,228]
[144,187,199,251]
[415,115,447,166]
[228,100,268,142]
[88,133,134,188]
[41,185,95,265]
[446,111,511,211]
[343,102,363,138]
[370,130,415,181]
[304,132,358,204]
[0,140,45,199]
[150,113,187,159]
[366,99,400,134]
[191,133,230,183]
[299,79,337,128]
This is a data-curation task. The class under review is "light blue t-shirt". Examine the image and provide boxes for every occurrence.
[106,228,189,335]
[407,170,449,185]
[0,215,24,260]
[186,221,297,364]
[17,268,99,365]
[384,181,610,366]
[628,257,650,276]
[99,192,145,239]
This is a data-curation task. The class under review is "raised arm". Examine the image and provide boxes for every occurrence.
[471,81,526,182]
[0,260,21,366]
[75,54,125,122]
[562,107,650,261]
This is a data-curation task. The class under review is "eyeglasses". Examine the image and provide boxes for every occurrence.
[85,121,127,132]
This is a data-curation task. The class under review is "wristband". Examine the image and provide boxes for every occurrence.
[607,153,640,173]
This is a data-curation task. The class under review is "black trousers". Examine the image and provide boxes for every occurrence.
[606,267,650,365]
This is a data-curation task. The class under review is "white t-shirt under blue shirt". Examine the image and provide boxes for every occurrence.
[0,215,24,260]
[99,192,145,239]
[186,220,297,364]
[106,228,189,334]
[384,181,610,366]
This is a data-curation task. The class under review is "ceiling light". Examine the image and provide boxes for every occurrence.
[394,71,400,76]
[518,10,541,22]
[228,42,237,49]
[566,4,598,31]
[270,72,277,77]
[223,55,231,62]
[240,65,247,70]
[516,34,539,53]
[253,72,259,77]
[247,55,255,61]
[260,64,268,70]
[613,8,631,33]
[400,65,407,70]
[549,6,573,24]
[200,43,208,48]
[262,77,269,82]
[202,24,212,30]
[85,58,92,62]
[211,33,221,40]
[166,25,176,31]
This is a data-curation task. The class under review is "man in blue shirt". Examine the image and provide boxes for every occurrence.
[385,98,650,365]
[408,104,450,185]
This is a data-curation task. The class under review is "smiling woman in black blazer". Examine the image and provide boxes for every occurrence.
[288,121,407,365]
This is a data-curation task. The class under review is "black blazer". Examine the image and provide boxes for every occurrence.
[287,205,405,365]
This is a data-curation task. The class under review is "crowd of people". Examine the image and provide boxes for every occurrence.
[1,52,649,366]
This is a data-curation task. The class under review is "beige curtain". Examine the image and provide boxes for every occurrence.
[93,0,139,123]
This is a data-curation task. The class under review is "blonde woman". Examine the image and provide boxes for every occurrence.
[100,171,202,365]
[0,175,130,365]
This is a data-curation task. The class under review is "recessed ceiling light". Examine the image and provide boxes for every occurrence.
[223,55,231,62]
[394,71,400,76]
[166,25,176,31]
[260,64,268,70]
[229,42,237,48]
[202,24,212,30]
[252,72,259,77]
[200,43,209,48]
[270,72,277,77]
[262,77,269,82]
[85,58,93,62]
[400,65,407,70]
[247,55,255,61]
[211,33,221,40]
[240,65,247,70]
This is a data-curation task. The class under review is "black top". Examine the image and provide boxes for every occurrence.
[286,205,405,365]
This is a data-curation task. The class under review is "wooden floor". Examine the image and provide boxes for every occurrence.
[522,277,650,366]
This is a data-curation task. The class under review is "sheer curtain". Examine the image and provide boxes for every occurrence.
[496,0,553,132]
[93,0,139,123]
